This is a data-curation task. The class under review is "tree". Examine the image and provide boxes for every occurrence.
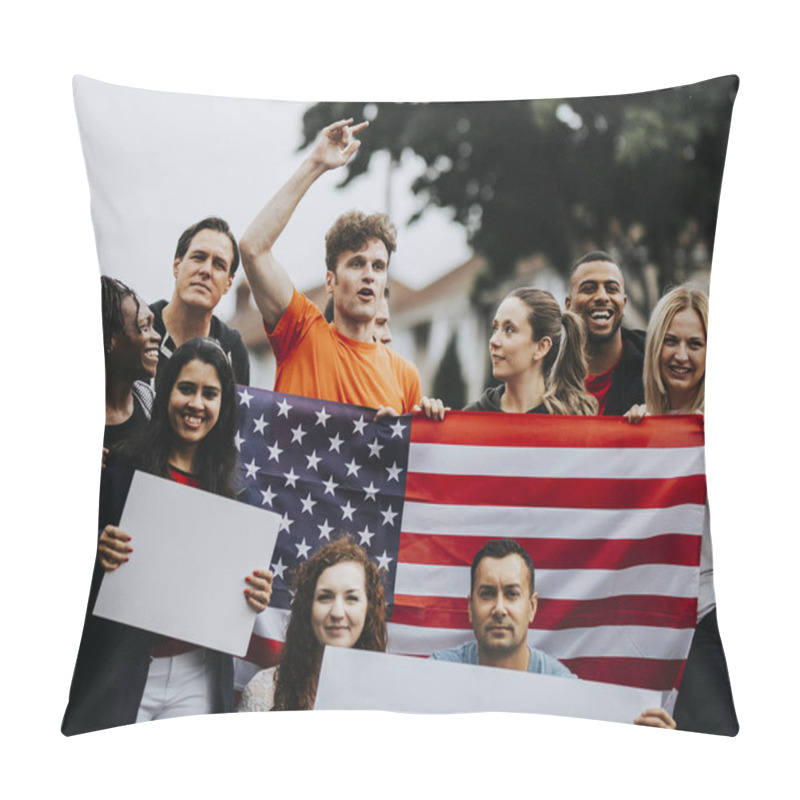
[300,77,738,316]
[432,334,466,410]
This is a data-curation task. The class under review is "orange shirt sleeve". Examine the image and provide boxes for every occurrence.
[266,288,321,366]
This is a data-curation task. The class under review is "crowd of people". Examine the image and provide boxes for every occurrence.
[63,118,736,736]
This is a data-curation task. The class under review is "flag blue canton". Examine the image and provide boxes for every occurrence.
[235,386,411,612]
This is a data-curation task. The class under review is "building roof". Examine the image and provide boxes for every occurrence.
[392,255,485,315]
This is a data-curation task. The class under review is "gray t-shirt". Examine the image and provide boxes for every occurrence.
[430,641,575,678]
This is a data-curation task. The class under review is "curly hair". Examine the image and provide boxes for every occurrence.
[324,211,397,274]
[644,285,709,414]
[101,276,140,354]
[271,538,388,711]
[122,337,239,498]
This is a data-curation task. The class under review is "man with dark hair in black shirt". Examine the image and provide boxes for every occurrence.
[565,251,644,415]
[151,217,250,385]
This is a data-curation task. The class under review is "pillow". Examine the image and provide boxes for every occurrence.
[64,74,738,735]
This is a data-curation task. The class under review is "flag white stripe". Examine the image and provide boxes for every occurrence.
[388,623,695,660]
[408,443,706,480]
[394,563,700,600]
[400,502,705,540]
[252,605,290,640]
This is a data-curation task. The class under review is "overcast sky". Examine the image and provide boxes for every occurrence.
[75,77,471,317]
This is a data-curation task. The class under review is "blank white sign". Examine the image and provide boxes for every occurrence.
[94,471,280,656]
[315,647,662,723]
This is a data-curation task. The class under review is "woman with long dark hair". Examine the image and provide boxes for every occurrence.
[63,338,272,735]
[101,276,161,452]
[466,287,597,415]
[239,538,386,711]
[626,285,737,735]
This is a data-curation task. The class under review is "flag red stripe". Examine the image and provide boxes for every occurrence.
[411,412,704,448]
[397,532,702,570]
[562,657,684,690]
[392,594,697,630]
[243,634,282,669]
[405,473,706,509]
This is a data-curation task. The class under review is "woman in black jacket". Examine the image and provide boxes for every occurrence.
[63,337,272,735]
[466,287,597,415]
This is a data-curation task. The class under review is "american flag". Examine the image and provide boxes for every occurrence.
[233,386,705,695]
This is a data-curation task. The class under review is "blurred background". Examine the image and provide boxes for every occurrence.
[80,76,737,404]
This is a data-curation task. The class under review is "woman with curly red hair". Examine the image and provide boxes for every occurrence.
[240,538,387,711]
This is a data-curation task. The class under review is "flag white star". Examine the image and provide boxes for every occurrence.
[318,519,333,540]
[306,450,322,471]
[390,419,406,438]
[291,424,307,444]
[367,438,384,459]
[315,407,331,427]
[238,388,253,407]
[253,415,268,434]
[345,458,362,477]
[277,398,292,418]
[380,505,398,526]
[322,476,339,496]
[376,551,393,570]
[271,558,287,580]
[328,433,343,453]
[357,525,375,546]
[385,462,403,482]
[353,415,367,435]
[234,430,245,452]
[278,513,294,534]
[244,458,260,479]
[260,486,276,507]
[267,442,283,462]
[362,481,379,502]
[341,501,356,521]
[300,493,317,514]
[283,468,299,488]
[295,538,311,560]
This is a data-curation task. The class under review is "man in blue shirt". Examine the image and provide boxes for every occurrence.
[431,538,572,677]
[431,538,676,728]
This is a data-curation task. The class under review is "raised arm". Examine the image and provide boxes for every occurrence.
[239,119,369,330]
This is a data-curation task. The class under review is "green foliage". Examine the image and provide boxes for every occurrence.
[301,77,738,315]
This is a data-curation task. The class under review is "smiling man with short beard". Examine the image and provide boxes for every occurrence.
[565,251,645,415]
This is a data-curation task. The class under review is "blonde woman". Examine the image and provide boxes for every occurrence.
[626,285,708,419]
[626,285,738,735]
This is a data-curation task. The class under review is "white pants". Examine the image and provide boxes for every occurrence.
[136,649,215,723]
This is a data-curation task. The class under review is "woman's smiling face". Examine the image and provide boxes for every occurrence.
[112,295,161,380]
[167,358,222,447]
[659,307,707,410]
[310,561,368,649]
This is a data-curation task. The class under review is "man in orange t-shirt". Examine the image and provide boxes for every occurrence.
[240,119,443,419]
